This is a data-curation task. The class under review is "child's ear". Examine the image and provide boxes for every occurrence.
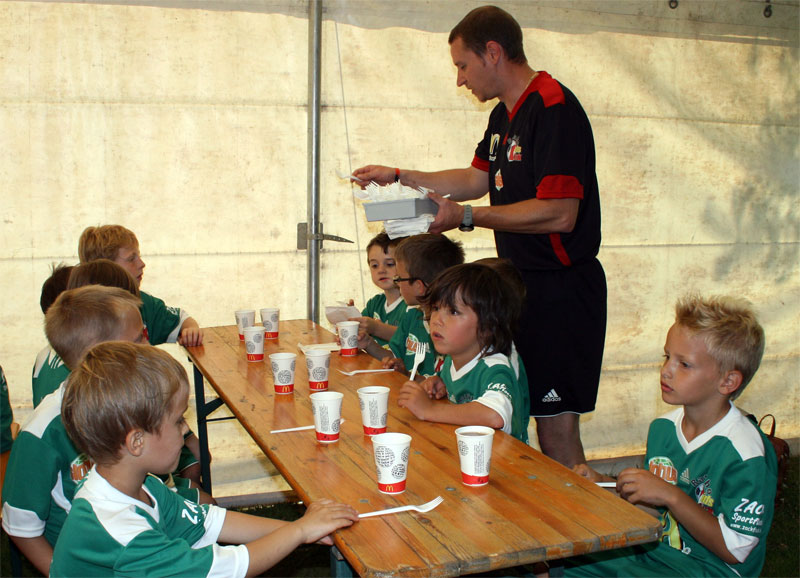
[125,429,146,457]
[719,370,743,397]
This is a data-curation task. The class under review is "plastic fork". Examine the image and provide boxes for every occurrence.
[358,496,443,519]
[338,368,395,376]
[408,342,428,381]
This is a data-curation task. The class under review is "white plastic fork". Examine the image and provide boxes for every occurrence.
[358,496,443,519]
[337,368,395,376]
[408,342,427,381]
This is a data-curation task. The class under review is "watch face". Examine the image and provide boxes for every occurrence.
[459,224,474,232]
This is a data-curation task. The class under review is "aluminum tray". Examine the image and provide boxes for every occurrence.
[363,198,439,222]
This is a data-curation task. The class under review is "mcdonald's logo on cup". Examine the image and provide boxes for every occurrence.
[377,480,406,494]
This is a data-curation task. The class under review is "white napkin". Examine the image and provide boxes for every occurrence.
[384,214,436,239]
[325,305,362,326]
[297,342,341,355]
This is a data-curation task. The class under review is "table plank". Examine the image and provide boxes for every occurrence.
[186,322,660,577]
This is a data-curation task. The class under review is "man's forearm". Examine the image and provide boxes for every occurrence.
[473,197,579,234]
[399,167,487,201]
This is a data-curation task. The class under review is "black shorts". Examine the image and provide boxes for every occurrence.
[514,258,607,416]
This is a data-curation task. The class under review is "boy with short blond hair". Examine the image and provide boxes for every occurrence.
[568,295,776,578]
[359,233,464,377]
[51,342,357,577]
[79,225,203,346]
[2,286,144,576]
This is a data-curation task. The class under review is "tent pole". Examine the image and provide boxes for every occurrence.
[306,0,322,323]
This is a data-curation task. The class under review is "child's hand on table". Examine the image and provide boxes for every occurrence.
[179,326,204,346]
[382,356,406,373]
[421,375,447,399]
[397,380,436,420]
[616,467,675,507]
[296,499,358,546]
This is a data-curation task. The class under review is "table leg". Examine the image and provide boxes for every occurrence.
[330,546,355,578]
[192,363,225,495]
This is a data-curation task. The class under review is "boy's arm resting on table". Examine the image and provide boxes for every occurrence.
[9,535,53,576]
[178,317,204,346]
[572,463,616,484]
[398,381,504,429]
[616,468,740,564]
[221,500,357,576]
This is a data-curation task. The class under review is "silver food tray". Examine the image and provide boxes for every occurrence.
[363,198,439,222]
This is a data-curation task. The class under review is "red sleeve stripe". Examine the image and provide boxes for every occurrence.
[471,156,490,172]
[537,175,584,199]
[549,233,572,266]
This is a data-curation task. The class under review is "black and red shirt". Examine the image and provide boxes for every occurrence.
[473,71,601,270]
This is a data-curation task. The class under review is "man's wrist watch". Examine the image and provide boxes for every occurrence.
[459,205,474,232]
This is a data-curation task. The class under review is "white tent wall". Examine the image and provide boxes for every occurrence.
[2,0,798,495]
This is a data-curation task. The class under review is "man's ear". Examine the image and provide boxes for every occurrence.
[125,429,146,457]
[719,370,743,397]
[484,40,503,65]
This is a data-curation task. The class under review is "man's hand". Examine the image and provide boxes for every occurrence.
[352,165,396,187]
[397,380,436,420]
[427,192,465,234]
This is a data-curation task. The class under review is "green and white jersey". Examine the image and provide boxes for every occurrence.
[362,294,407,348]
[1,385,91,546]
[645,404,776,576]
[1,366,13,453]
[388,307,442,378]
[439,352,530,443]
[565,404,777,578]
[50,468,248,578]
[140,291,189,345]
[31,345,71,407]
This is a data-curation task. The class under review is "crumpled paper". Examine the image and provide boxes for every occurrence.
[354,181,436,239]
[325,304,362,326]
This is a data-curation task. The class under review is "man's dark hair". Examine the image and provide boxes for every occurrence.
[449,5,527,65]
[421,263,522,356]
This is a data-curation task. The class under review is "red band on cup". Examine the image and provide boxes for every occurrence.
[316,431,340,442]
[378,480,406,494]
[265,331,278,339]
[309,381,329,391]
[274,384,294,394]
[340,348,357,357]
[363,426,387,436]
[246,353,264,362]
[238,333,244,341]
[461,472,489,486]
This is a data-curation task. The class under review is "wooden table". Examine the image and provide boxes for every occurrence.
[185,321,660,577]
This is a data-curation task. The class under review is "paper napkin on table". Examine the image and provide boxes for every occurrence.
[297,342,341,355]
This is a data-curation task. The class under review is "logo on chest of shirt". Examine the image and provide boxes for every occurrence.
[506,135,522,162]
[494,169,504,192]
[648,456,678,485]
[488,133,501,161]
[691,475,714,512]
[70,454,94,483]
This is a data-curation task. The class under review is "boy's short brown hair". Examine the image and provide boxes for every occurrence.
[365,231,404,260]
[45,286,142,369]
[62,341,187,466]
[40,263,75,314]
[675,295,765,399]
[393,233,465,286]
[67,259,140,296]
[78,225,139,263]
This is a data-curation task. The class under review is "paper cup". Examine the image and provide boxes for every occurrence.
[455,426,495,486]
[234,309,256,341]
[371,433,411,494]
[243,326,265,362]
[269,352,296,394]
[305,350,330,391]
[337,321,360,357]
[310,391,344,443]
[357,386,390,435]
[260,308,280,339]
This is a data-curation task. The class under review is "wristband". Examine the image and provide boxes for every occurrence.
[394,168,400,183]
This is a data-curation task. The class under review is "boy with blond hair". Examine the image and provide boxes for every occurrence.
[359,233,464,377]
[567,295,776,577]
[2,286,144,576]
[51,342,357,577]
[79,225,203,346]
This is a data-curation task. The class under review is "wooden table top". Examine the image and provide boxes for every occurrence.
[185,321,660,577]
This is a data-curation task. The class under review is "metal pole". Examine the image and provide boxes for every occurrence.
[307,0,322,323]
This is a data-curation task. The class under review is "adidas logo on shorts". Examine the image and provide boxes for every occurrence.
[542,389,561,402]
